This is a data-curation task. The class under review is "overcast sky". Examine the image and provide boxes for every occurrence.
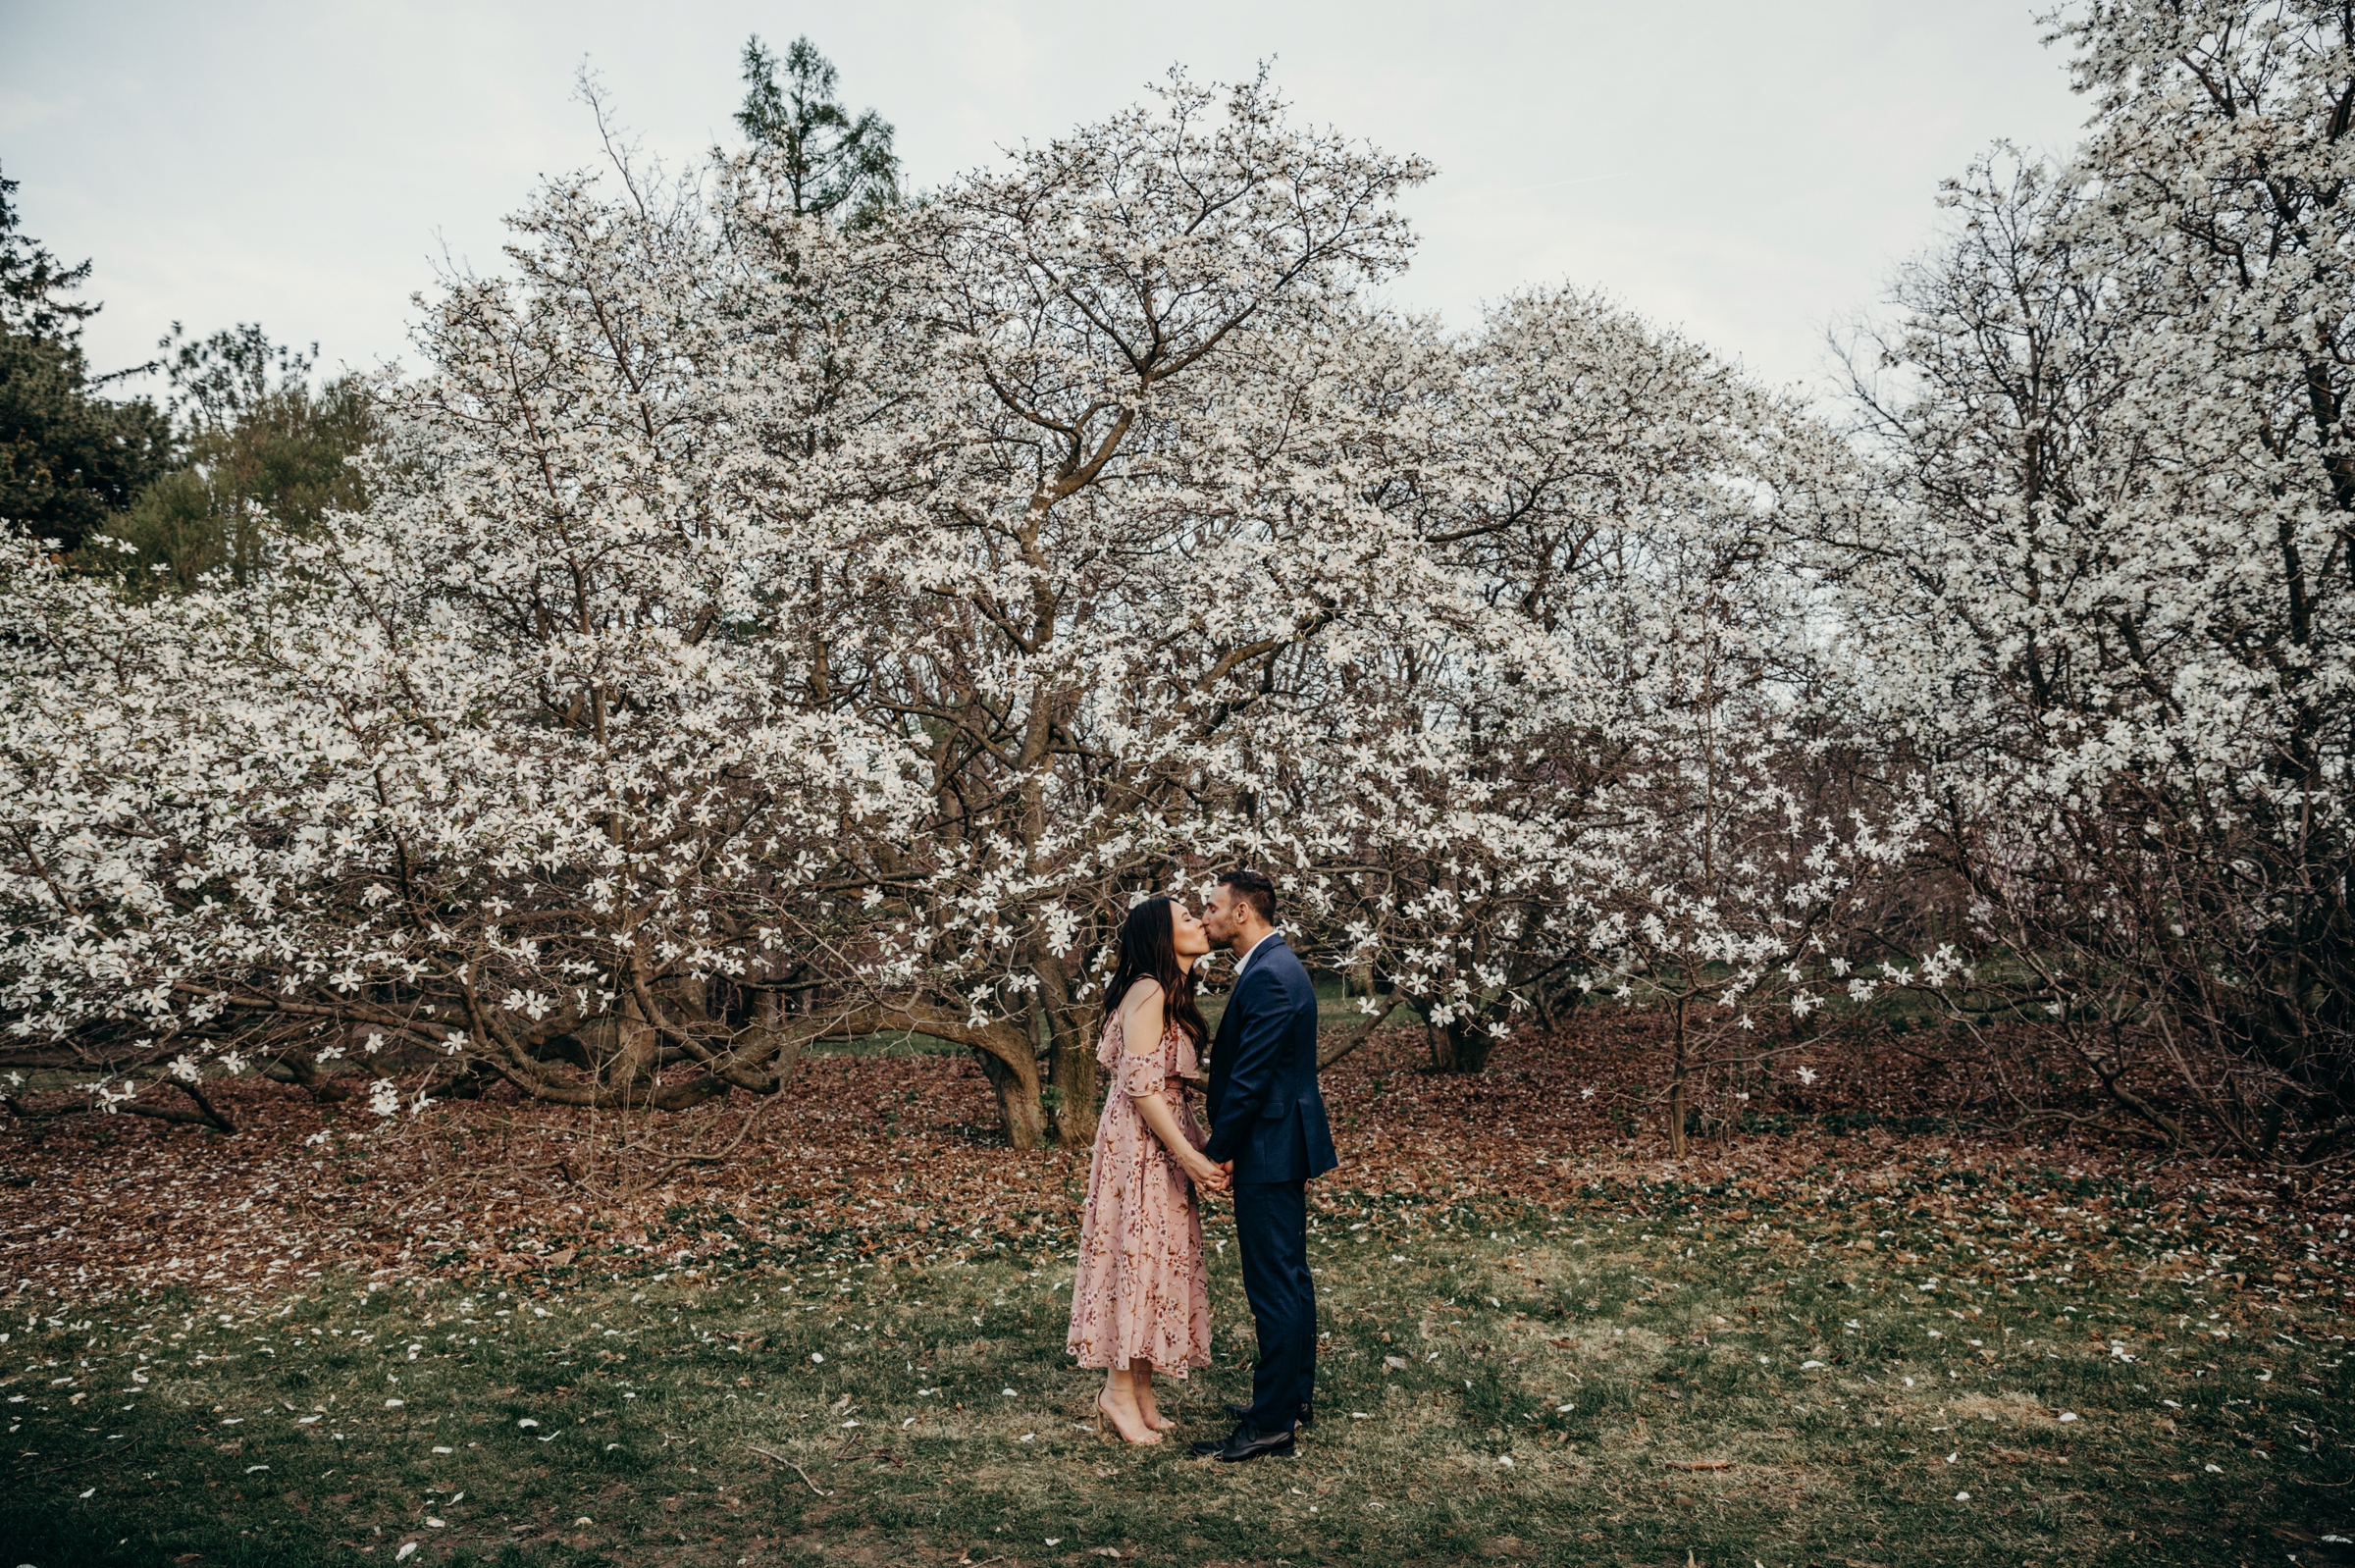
[2,1,2091,399]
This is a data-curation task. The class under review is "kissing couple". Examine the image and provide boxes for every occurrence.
[1063,868,1338,1461]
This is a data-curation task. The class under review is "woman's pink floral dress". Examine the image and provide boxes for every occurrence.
[1065,1014,1211,1374]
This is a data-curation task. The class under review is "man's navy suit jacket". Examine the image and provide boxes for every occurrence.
[1203,934,1339,1184]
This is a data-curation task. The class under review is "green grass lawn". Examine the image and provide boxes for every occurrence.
[8,1188,2346,1567]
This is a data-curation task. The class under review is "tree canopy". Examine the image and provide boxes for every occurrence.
[4,6,2352,1168]
[734,34,901,225]
[0,164,172,555]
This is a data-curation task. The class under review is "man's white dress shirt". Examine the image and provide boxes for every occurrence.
[1230,929,1281,984]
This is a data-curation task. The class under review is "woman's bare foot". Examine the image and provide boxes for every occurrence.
[1097,1385,1162,1445]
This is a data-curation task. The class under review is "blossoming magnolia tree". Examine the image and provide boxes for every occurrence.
[1,66,1919,1154]
[1834,0,2355,1156]
[792,77,1450,1147]
[0,169,933,1124]
[1287,287,1920,1118]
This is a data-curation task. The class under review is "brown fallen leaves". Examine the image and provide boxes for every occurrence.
[0,1016,2348,1309]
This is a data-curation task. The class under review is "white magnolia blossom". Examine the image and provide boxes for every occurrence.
[0,71,1926,1150]
[1823,0,2355,1153]
[18,13,2338,1162]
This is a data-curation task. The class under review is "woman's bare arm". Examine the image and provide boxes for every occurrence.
[1119,980,1229,1194]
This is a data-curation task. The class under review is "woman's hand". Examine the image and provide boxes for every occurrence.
[1181,1149,1230,1195]
[1129,1083,1227,1194]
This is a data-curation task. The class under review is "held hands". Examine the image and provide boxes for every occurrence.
[1185,1153,1234,1196]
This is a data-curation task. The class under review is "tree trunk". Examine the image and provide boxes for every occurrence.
[758,990,808,1089]
[1049,1039,1097,1149]
[1667,1001,1690,1160]
[972,1032,1048,1151]
[1425,1014,1495,1074]
[1037,955,1098,1151]
[602,993,665,1098]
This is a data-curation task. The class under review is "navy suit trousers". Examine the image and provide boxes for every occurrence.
[1232,1177,1315,1430]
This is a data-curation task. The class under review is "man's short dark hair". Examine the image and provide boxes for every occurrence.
[1217,867,1277,924]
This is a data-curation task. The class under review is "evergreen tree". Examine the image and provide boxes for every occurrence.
[0,169,98,344]
[0,162,172,554]
[84,324,375,595]
[734,34,901,225]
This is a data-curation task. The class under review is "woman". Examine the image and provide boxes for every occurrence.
[1066,895,1229,1444]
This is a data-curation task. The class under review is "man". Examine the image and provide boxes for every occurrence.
[1192,867,1337,1462]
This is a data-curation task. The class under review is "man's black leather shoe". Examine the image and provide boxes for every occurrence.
[1225,1398,1313,1430]
[1189,1421,1296,1462]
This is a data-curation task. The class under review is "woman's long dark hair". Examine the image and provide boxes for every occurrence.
[1106,896,1207,1048]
